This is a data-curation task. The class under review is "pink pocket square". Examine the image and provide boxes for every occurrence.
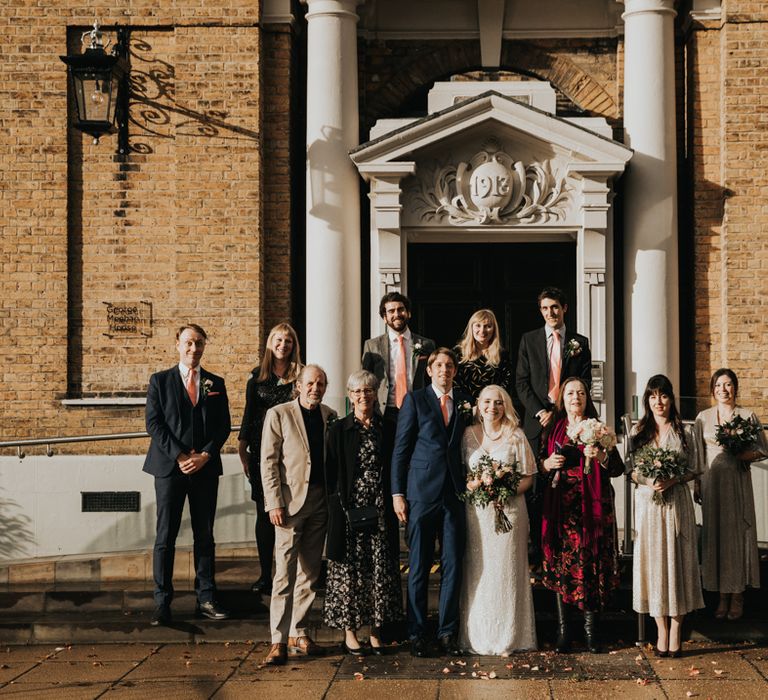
[207,391,221,397]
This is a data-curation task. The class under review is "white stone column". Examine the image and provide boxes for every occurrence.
[619,0,680,409]
[304,0,362,411]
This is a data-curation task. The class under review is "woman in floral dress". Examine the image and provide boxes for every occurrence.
[454,308,514,402]
[237,323,302,595]
[541,377,623,653]
[631,374,703,658]
[324,370,402,655]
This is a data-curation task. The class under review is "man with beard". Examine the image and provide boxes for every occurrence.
[362,292,435,456]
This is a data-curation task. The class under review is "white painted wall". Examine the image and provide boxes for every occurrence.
[0,454,251,562]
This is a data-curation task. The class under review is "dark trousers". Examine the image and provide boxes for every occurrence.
[524,431,544,564]
[252,488,276,583]
[153,470,219,607]
[406,493,465,640]
[382,406,399,462]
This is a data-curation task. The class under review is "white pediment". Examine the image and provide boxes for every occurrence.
[351,91,632,230]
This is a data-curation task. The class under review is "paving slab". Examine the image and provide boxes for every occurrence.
[149,642,253,662]
[48,644,158,662]
[646,647,764,681]
[214,679,330,699]
[121,656,239,683]
[233,649,342,681]
[326,678,439,699]
[439,678,549,698]
[550,678,666,699]
[660,678,762,699]
[0,646,61,661]
[11,659,138,684]
[0,662,37,685]
[0,681,111,698]
[101,679,221,699]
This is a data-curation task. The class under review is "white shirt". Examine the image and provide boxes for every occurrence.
[386,327,413,407]
[431,384,454,420]
[179,363,201,401]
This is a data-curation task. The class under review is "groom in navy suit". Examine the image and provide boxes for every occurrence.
[143,323,231,626]
[391,347,470,657]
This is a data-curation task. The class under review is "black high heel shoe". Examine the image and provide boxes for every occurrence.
[342,642,370,657]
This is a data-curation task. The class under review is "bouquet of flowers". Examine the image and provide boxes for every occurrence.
[565,419,618,474]
[633,446,689,505]
[715,414,762,471]
[459,454,522,534]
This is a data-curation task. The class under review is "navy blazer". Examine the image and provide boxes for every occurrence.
[515,327,591,440]
[391,386,470,503]
[143,366,231,478]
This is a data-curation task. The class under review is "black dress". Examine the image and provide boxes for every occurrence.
[238,370,295,584]
[239,371,295,499]
[454,348,514,403]
[324,416,403,630]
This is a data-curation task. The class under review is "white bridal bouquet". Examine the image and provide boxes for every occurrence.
[459,454,522,533]
[565,419,617,475]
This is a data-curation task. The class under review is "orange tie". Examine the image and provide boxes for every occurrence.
[440,393,450,426]
[186,368,197,407]
[395,335,408,408]
[548,330,561,404]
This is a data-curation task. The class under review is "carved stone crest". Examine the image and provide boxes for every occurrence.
[411,145,569,225]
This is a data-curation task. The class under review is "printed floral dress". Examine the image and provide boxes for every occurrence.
[323,420,403,630]
[541,418,623,611]
[454,349,514,402]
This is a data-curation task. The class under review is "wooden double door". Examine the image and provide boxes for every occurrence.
[406,241,577,401]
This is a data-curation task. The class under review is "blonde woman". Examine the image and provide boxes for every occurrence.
[459,385,537,654]
[238,323,302,595]
[454,309,513,402]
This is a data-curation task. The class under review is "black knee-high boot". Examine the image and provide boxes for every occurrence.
[584,610,601,654]
[555,595,571,653]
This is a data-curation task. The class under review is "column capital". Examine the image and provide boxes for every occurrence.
[303,0,364,20]
[618,0,677,19]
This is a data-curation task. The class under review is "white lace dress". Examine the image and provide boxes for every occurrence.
[459,426,538,654]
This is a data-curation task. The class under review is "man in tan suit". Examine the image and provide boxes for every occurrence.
[260,364,337,665]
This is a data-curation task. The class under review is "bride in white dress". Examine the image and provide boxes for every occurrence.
[459,385,538,654]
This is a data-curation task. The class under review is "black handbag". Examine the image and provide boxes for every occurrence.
[345,504,380,531]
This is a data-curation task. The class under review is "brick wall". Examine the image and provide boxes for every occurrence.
[360,38,620,132]
[687,3,768,412]
[0,2,302,454]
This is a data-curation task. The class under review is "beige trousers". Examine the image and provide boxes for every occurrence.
[269,484,328,643]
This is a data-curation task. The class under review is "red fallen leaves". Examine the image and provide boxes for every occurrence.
[353,672,364,681]
[636,678,651,686]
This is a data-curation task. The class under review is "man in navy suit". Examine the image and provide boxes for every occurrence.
[391,347,470,657]
[143,323,231,626]
[516,287,591,565]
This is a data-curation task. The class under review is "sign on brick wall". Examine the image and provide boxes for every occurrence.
[103,301,152,338]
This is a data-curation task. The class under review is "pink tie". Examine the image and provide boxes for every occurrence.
[186,368,197,407]
[548,330,561,404]
[395,335,407,408]
[440,394,450,426]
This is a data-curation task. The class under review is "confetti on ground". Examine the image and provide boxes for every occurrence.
[354,672,364,681]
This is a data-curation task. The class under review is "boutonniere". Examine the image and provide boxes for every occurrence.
[200,378,215,399]
[457,400,474,422]
[325,414,339,428]
[564,338,582,362]
[411,340,426,360]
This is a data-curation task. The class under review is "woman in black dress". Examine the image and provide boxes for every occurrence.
[324,370,402,655]
[238,322,302,595]
[454,308,514,402]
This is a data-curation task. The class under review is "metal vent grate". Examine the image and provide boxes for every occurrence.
[81,491,140,512]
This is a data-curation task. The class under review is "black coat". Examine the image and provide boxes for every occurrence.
[325,413,399,563]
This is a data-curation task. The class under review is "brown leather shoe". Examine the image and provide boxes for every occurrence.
[288,635,322,656]
[264,642,287,665]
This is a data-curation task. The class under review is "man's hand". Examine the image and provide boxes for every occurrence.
[269,507,286,527]
[178,450,210,475]
[538,410,554,428]
[393,495,408,523]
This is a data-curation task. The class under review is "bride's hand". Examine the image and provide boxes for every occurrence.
[543,453,565,472]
